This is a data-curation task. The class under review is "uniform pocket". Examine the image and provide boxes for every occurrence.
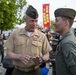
[32,41,42,47]
[32,41,42,56]
[14,41,25,45]
[14,41,25,53]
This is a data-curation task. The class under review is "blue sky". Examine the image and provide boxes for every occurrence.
[21,0,76,28]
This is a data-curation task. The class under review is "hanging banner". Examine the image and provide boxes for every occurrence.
[42,4,51,30]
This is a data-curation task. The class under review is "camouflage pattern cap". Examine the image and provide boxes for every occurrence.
[54,8,76,19]
[26,5,38,19]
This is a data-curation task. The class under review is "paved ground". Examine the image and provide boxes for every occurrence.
[0,65,6,75]
[46,63,52,75]
[0,55,6,75]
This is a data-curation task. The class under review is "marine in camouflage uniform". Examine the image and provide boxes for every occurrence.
[54,8,76,75]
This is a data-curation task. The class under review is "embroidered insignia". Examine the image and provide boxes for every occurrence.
[33,35,40,41]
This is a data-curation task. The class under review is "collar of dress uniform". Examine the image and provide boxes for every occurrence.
[61,31,72,41]
[19,28,39,36]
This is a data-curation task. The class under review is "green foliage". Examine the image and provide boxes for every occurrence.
[51,20,55,31]
[0,0,27,32]
[15,0,27,24]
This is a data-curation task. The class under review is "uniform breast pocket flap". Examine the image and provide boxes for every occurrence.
[14,41,25,46]
[32,41,42,47]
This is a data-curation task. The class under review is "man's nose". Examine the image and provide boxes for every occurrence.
[33,21,37,25]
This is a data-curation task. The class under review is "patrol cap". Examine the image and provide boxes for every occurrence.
[54,8,76,19]
[26,5,38,19]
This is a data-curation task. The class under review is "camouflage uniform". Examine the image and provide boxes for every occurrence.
[56,31,76,75]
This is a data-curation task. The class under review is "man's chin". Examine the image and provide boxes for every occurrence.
[55,30,59,33]
[30,29,35,32]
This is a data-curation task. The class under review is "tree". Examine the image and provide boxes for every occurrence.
[51,20,55,31]
[0,0,27,33]
[15,0,27,24]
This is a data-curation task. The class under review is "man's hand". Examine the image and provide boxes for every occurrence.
[32,56,43,65]
[6,51,32,64]
[18,54,31,64]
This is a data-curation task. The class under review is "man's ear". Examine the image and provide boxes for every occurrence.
[64,19,69,26]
